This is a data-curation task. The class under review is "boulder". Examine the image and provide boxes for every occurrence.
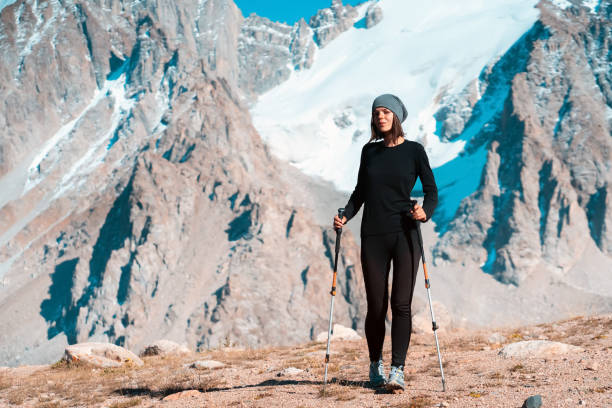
[277,367,304,377]
[498,340,583,359]
[64,343,143,368]
[522,394,543,408]
[140,340,191,357]
[186,360,225,370]
[315,324,361,342]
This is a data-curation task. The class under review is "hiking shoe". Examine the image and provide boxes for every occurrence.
[386,365,405,391]
[368,359,387,387]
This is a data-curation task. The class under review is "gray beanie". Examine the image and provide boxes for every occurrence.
[372,94,408,123]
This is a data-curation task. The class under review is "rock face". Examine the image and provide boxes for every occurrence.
[238,16,316,97]
[64,342,143,367]
[237,0,361,98]
[433,2,612,285]
[0,0,366,366]
[309,0,358,48]
[365,4,383,29]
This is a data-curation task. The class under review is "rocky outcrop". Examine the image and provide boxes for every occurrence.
[365,4,383,29]
[309,0,358,48]
[238,16,316,97]
[237,0,361,98]
[64,342,143,367]
[433,1,612,285]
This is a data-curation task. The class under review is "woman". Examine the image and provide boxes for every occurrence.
[333,94,438,391]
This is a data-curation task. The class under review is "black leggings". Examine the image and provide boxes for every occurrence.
[361,228,420,367]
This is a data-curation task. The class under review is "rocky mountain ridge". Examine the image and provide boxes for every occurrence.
[432,0,612,285]
[237,0,372,99]
[0,0,365,367]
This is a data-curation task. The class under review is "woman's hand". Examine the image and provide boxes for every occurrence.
[333,215,347,230]
[410,203,427,222]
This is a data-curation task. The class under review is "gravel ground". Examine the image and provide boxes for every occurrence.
[0,315,610,407]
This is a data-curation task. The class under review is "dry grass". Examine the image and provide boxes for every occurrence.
[108,398,142,408]
[253,392,273,400]
[0,354,226,407]
[281,356,320,370]
[507,332,524,342]
[335,392,356,401]
[391,395,434,408]
[6,389,26,406]
[0,375,11,392]
[317,384,357,401]
[508,363,536,375]
[206,346,281,363]
[35,402,62,408]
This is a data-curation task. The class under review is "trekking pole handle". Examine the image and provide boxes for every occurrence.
[336,208,345,228]
[335,208,345,250]
[409,200,427,263]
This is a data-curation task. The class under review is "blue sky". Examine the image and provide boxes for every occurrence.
[234,0,365,25]
[0,0,17,15]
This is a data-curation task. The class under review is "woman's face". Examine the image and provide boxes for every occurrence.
[373,107,394,134]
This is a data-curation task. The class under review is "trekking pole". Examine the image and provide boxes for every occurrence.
[411,200,446,392]
[323,207,345,392]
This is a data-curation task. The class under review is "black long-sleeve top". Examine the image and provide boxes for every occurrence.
[344,140,438,236]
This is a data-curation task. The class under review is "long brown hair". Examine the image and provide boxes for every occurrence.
[368,113,404,143]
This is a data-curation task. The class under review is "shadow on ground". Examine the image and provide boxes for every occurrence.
[112,376,402,399]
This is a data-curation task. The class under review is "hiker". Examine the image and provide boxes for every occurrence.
[333,94,438,391]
